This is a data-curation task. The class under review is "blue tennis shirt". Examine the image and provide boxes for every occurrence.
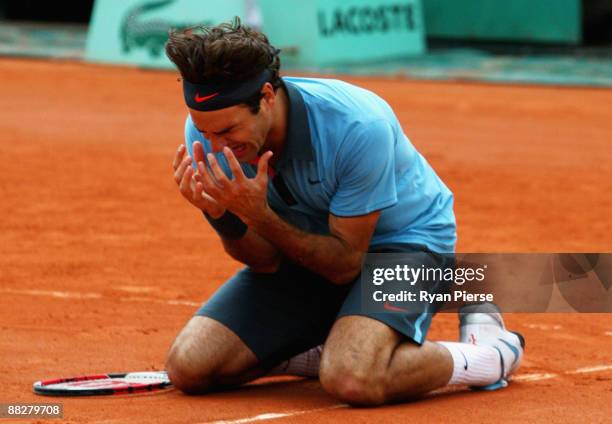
[185,77,456,253]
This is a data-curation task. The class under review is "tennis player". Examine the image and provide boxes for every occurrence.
[164,18,524,405]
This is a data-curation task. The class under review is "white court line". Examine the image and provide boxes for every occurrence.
[524,324,563,331]
[0,288,102,299]
[0,288,199,307]
[166,299,201,307]
[203,365,612,424]
[569,365,612,374]
[513,365,612,381]
[201,404,348,424]
[119,296,201,307]
[512,372,558,382]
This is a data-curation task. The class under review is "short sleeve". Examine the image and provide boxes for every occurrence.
[329,120,398,216]
[183,115,255,179]
[184,115,207,159]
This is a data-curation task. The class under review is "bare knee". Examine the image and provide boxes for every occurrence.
[320,353,386,406]
[321,368,386,406]
[165,341,214,394]
[319,316,428,406]
[165,316,258,395]
[320,350,431,406]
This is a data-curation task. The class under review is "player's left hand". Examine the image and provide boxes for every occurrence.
[197,146,273,225]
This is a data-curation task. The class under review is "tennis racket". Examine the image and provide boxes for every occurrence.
[33,371,172,396]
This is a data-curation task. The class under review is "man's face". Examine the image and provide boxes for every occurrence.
[188,92,274,163]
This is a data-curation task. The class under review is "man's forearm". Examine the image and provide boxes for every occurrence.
[220,228,281,273]
[203,210,281,271]
[248,208,362,284]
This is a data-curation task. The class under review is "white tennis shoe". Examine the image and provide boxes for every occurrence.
[459,302,525,390]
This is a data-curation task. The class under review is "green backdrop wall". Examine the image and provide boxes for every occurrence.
[423,0,582,44]
[85,0,425,68]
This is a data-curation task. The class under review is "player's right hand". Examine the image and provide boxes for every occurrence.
[173,143,226,218]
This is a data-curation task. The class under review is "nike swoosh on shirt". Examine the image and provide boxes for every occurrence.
[195,92,220,103]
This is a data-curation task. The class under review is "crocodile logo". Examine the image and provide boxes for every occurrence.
[120,0,211,58]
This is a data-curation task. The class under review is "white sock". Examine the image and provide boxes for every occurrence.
[438,341,502,386]
[267,345,322,377]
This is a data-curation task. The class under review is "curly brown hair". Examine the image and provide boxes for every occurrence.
[165,17,282,113]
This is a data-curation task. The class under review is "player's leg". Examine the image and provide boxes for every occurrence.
[320,309,525,405]
[166,316,263,393]
[166,262,350,394]
[319,244,451,404]
[445,302,525,391]
[167,318,324,393]
[267,345,323,378]
[320,244,524,405]
[320,316,453,405]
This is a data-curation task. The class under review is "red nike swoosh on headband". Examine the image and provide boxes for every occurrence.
[194,92,220,103]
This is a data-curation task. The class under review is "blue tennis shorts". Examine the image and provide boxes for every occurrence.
[196,243,453,368]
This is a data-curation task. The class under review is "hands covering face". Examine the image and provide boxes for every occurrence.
[172,141,273,224]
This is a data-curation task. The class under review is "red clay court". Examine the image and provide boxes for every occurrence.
[0,58,611,423]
